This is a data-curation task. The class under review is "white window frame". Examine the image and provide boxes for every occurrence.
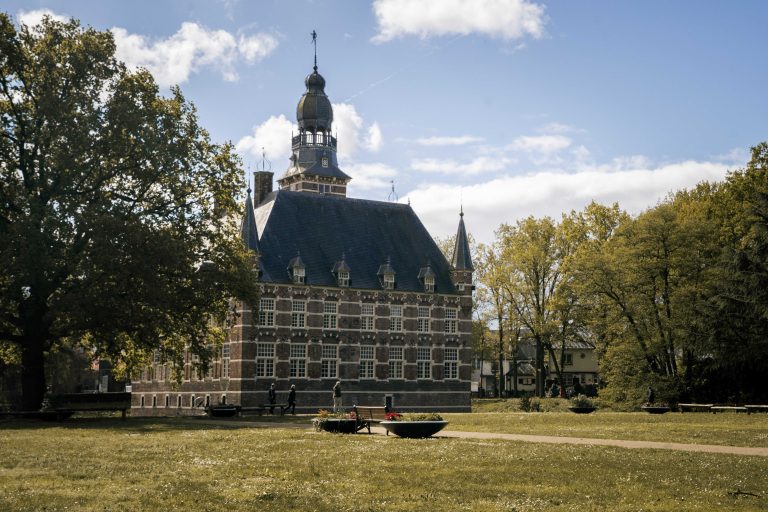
[444,347,459,380]
[417,306,430,333]
[361,303,374,331]
[293,267,305,284]
[338,271,349,287]
[259,298,275,327]
[359,345,375,379]
[388,346,403,380]
[383,273,395,290]
[255,343,275,377]
[291,300,306,328]
[323,301,338,329]
[321,344,338,378]
[389,305,403,332]
[417,347,431,379]
[290,343,307,378]
[444,308,458,334]
[424,276,435,292]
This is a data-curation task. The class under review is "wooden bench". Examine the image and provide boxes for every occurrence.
[745,405,768,414]
[353,405,390,434]
[51,392,132,420]
[678,403,713,413]
[710,406,748,414]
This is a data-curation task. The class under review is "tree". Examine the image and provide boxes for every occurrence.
[0,14,258,410]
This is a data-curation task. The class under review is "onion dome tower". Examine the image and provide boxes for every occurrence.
[277,31,351,196]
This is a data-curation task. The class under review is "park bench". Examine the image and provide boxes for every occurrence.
[51,392,132,420]
[238,404,287,416]
[745,405,768,414]
[710,406,748,414]
[678,403,713,413]
[352,405,391,434]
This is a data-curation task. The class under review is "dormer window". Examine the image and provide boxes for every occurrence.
[377,258,396,290]
[332,256,351,288]
[418,264,436,293]
[322,156,329,167]
[288,253,306,284]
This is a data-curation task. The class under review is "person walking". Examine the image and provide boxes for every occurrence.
[332,380,342,413]
[268,383,277,414]
[283,384,297,415]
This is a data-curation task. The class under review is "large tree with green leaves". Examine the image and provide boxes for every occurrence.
[0,14,258,410]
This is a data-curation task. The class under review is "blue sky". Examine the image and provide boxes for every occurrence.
[7,1,768,244]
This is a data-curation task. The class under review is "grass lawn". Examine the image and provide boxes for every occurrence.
[1,417,767,511]
[444,410,768,448]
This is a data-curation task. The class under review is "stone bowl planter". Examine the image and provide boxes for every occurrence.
[568,406,596,414]
[380,420,449,438]
[317,418,359,434]
[641,405,671,414]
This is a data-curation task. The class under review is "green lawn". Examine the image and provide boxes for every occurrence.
[444,410,768,448]
[1,418,767,511]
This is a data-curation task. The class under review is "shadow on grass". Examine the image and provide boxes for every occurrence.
[0,414,313,433]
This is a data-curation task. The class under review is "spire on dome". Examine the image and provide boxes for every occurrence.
[451,209,473,271]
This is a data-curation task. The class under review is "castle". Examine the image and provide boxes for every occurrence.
[131,54,474,414]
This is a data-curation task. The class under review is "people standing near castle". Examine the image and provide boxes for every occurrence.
[284,384,296,415]
[268,383,277,414]
[332,381,342,413]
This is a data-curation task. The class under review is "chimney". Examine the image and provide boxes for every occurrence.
[253,171,274,206]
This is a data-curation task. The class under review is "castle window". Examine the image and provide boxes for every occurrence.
[383,273,395,289]
[258,298,275,327]
[444,308,458,334]
[322,156,329,167]
[290,344,307,378]
[321,345,338,378]
[221,343,230,379]
[293,266,306,284]
[288,254,306,284]
[361,303,374,331]
[359,345,375,379]
[417,347,432,379]
[444,348,459,380]
[323,301,338,329]
[388,346,403,380]
[291,300,306,328]
[417,306,430,333]
[378,259,396,290]
[338,271,349,287]
[424,276,435,292]
[255,343,275,377]
[389,305,403,332]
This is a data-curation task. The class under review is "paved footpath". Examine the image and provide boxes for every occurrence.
[192,419,768,457]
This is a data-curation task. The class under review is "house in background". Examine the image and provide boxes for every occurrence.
[131,53,474,414]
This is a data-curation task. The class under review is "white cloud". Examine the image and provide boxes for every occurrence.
[238,33,279,63]
[415,135,484,146]
[364,122,383,152]
[235,114,296,165]
[111,22,278,86]
[405,159,734,245]
[17,8,68,27]
[372,0,547,43]
[509,134,572,153]
[411,156,513,175]
[345,162,398,192]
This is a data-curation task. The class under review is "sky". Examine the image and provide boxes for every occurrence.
[6,0,768,244]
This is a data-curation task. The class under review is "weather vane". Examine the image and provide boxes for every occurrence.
[311,30,318,70]
[257,147,272,172]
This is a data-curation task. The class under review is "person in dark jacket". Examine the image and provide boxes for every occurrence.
[646,386,655,405]
[283,384,296,415]
[268,383,277,414]
[332,381,342,413]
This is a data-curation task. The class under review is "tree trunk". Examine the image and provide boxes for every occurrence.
[21,337,47,411]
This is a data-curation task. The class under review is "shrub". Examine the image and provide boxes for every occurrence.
[570,394,595,409]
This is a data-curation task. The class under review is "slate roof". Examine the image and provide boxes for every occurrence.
[240,190,260,253]
[253,191,458,293]
[451,211,474,271]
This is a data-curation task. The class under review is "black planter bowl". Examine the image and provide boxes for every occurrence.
[568,407,596,414]
[641,405,670,414]
[207,405,239,417]
[380,420,449,438]
[318,418,359,433]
